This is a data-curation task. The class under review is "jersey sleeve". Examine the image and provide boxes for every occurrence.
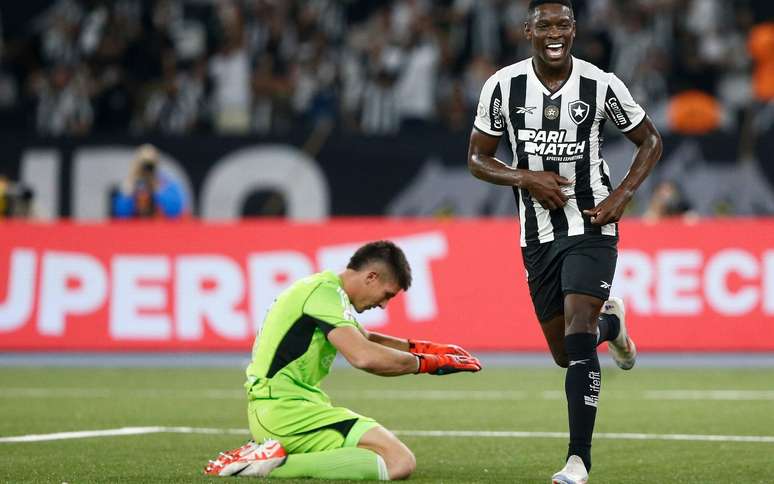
[303,283,360,335]
[604,74,646,133]
[473,73,506,137]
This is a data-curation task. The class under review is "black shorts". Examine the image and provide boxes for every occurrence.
[521,234,618,323]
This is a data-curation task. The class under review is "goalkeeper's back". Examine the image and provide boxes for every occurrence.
[244,270,361,402]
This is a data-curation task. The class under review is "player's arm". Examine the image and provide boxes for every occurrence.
[467,129,571,210]
[329,326,417,376]
[365,330,409,351]
[366,331,472,357]
[582,116,662,225]
[328,326,481,376]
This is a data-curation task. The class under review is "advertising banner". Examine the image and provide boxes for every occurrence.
[3,130,772,222]
[1,219,773,351]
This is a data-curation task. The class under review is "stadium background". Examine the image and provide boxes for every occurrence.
[2,2,774,483]
[1,0,773,352]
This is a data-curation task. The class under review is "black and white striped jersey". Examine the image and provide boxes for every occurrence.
[473,56,646,247]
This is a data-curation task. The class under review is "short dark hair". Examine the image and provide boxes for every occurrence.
[528,0,574,13]
[347,240,412,290]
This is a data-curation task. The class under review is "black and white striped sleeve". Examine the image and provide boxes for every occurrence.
[473,74,505,137]
[604,74,646,133]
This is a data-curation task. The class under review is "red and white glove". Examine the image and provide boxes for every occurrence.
[408,339,472,357]
[414,353,482,375]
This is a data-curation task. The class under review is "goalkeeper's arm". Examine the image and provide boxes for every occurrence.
[366,330,472,357]
[329,326,481,376]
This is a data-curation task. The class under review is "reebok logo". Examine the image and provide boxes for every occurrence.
[569,359,589,366]
[600,280,611,289]
[514,106,536,115]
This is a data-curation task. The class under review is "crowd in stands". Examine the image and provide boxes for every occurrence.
[0,175,35,219]
[0,0,771,138]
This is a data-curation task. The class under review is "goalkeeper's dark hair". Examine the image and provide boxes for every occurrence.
[528,0,574,14]
[347,240,412,290]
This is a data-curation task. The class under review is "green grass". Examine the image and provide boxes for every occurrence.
[1,366,773,483]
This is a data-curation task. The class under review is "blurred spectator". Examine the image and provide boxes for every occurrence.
[643,180,697,223]
[0,0,763,137]
[667,90,722,135]
[394,15,440,129]
[610,5,657,88]
[451,0,502,65]
[35,0,82,67]
[112,144,186,219]
[359,31,401,135]
[0,174,36,219]
[748,22,774,101]
[462,55,496,111]
[208,1,251,134]
[127,0,175,84]
[33,62,93,136]
[290,32,338,127]
[143,60,206,134]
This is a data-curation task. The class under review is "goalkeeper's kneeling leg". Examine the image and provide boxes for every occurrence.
[357,425,416,480]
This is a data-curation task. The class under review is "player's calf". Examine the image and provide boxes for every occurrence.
[384,449,415,480]
[358,425,416,480]
[539,314,570,368]
[549,349,569,368]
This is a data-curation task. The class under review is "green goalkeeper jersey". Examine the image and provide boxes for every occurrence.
[245,270,362,404]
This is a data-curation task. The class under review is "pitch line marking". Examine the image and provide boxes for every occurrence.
[4,388,774,401]
[2,427,774,444]
[0,427,250,443]
[643,390,774,400]
[397,430,774,443]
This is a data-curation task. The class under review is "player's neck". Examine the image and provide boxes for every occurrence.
[532,57,573,93]
[339,269,359,302]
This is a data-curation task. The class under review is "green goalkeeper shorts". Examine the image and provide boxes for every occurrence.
[247,398,380,453]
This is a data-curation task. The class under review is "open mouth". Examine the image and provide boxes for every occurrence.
[545,43,564,59]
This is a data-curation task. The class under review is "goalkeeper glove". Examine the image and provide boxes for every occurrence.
[415,353,482,375]
[408,339,472,357]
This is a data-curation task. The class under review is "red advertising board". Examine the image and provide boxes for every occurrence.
[1,219,773,351]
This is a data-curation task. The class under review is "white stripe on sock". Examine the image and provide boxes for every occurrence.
[375,454,389,481]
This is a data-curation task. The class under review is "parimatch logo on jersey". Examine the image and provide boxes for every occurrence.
[517,129,587,162]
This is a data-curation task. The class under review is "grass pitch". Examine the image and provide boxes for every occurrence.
[1,364,773,483]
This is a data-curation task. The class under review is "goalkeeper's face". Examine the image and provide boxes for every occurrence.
[353,269,402,313]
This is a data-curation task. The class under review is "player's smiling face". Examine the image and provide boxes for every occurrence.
[525,4,575,69]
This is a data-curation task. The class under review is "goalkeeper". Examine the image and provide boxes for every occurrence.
[204,240,481,480]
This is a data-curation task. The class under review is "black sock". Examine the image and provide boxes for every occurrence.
[564,333,600,472]
[596,312,620,346]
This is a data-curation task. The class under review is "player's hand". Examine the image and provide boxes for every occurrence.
[521,171,572,211]
[408,339,472,357]
[583,187,633,225]
[415,353,482,375]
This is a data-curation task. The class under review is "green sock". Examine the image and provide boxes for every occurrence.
[269,447,388,480]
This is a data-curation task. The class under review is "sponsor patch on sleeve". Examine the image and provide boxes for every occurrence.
[604,88,631,129]
[489,84,504,132]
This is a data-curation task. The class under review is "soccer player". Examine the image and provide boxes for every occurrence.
[466,1,662,483]
[204,240,481,480]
